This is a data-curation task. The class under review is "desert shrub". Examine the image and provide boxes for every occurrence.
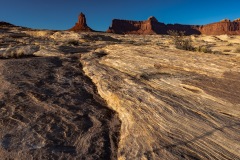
[139,73,150,80]
[167,30,195,51]
[196,46,212,53]
[235,47,240,53]
[67,39,79,46]
[223,49,231,52]
[212,51,223,54]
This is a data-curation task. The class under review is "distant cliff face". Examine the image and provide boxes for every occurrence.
[107,17,240,35]
[69,13,93,32]
[106,17,163,34]
[198,20,240,35]
[107,17,200,35]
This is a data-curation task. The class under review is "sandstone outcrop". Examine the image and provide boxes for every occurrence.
[1,23,240,159]
[69,13,93,32]
[107,17,200,35]
[107,17,240,35]
[81,44,240,159]
[198,20,240,35]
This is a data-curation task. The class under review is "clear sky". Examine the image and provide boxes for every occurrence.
[1,0,240,31]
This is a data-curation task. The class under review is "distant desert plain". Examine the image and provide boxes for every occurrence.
[0,13,240,160]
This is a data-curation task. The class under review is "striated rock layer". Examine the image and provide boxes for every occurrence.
[107,17,200,35]
[107,17,240,35]
[1,23,240,159]
[69,13,93,32]
[198,20,240,35]
[81,45,240,159]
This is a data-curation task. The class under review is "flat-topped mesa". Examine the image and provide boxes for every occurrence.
[107,16,163,34]
[107,16,240,35]
[107,16,201,35]
[198,19,240,35]
[69,12,93,32]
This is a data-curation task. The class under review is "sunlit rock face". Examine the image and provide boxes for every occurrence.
[107,17,201,35]
[198,20,240,35]
[107,17,240,35]
[69,13,93,32]
[81,45,240,159]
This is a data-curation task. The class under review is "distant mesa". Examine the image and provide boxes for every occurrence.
[107,16,200,35]
[68,13,240,35]
[69,13,93,32]
[107,17,240,35]
[198,19,240,35]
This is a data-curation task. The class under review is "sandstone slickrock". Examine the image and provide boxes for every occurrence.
[107,17,240,35]
[69,13,93,32]
[1,23,240,160]
[81,45,240,159]
[0,56,120,159]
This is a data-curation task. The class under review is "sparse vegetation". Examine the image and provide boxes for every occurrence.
[235,46,240,53]
[167,31,225,54]
[196,45,213,53]
[223,49,231,52]
[167,30,195,51]
[67,39,80,46]
[212,51,224,55]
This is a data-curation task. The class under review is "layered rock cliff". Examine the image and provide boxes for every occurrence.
[69,13,93,32]
[69,13,240,35]
[198,20,240,35]
[107,17,240,35]
[107,17,200,35]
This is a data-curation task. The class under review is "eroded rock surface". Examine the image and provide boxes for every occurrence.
[1,24,240,159]
[81,45,240,159]
[0,57,120,159]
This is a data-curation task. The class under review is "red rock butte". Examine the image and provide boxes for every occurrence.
[69,13,93,32]
[69,12,240,35]
[107,17,240,35]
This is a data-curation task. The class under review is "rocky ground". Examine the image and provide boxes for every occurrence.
[0,23,240,159]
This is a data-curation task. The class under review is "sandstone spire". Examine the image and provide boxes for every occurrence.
[69,12,93,32]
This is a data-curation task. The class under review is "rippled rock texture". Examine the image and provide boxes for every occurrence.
[81,45,240,159]
[0,57,120,159]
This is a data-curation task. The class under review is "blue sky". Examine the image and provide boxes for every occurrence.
[1,0,240,31]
